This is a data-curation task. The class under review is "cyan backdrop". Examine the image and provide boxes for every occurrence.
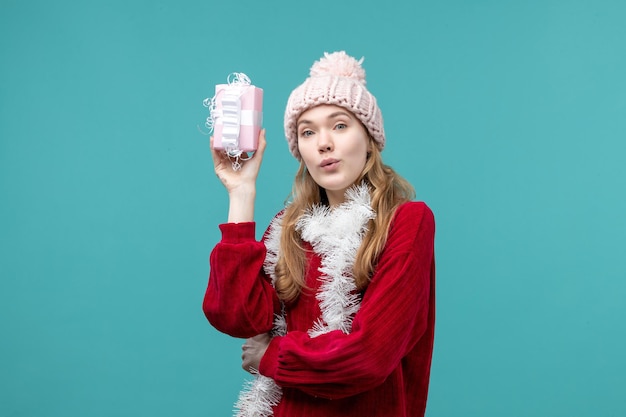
[1,0,625,416]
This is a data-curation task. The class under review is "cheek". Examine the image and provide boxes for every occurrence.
[352,141,370,163]
[298,145,317,170]
[297,141,311,159]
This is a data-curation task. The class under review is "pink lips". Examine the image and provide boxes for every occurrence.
[320,158,339,169]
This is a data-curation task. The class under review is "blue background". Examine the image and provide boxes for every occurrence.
[1,0,625,416]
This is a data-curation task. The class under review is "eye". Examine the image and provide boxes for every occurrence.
[335,123,347,130]
[300,129,314,138]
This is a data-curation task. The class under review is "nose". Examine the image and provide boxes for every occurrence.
[317,130,333,153]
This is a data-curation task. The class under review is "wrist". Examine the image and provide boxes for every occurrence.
[258,336,282,380]
[228,184,256,200]
[227,185,256,223]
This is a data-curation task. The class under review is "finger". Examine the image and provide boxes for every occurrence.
[250,129,267,161]
[209,136,221,167]
[252,333,270,342]
[241,353,255,373]
[210,140,231,174]
[258,128,267,153]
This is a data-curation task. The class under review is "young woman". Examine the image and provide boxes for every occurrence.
[203,51,436,417]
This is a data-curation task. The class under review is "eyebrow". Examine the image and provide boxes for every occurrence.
[297,111,353,128]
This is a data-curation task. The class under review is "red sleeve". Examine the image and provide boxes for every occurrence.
[202,221,280,338]
[258,202,435,399]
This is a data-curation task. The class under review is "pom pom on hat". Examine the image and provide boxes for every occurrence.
[310,51,366,84]
[284,51,385,160]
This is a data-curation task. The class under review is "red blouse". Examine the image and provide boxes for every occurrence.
[203,202,436,417]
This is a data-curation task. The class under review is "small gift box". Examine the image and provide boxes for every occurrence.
[205,73,263,152]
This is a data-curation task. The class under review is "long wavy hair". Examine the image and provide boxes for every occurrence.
[274,138,415,303]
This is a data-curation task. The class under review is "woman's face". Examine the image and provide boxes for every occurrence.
[296,104,371,206]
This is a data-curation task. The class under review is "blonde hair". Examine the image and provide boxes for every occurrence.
[274,141,415,303]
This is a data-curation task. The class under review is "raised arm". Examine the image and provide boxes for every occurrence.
[204,130,280,337]
[210,129,266,223]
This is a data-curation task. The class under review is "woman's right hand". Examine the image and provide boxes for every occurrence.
[210,129,267,195]
[211,129,267,223]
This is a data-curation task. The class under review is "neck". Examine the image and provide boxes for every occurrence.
[324,186,355,207]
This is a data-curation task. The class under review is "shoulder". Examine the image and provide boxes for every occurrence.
[392,201,435,228]
[385,201,435,248]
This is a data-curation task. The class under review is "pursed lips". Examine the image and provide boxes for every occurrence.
[320,158,339,168]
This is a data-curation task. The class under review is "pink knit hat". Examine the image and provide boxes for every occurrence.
[284,51,385,160]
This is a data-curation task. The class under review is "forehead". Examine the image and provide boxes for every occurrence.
[297,104,355,123]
